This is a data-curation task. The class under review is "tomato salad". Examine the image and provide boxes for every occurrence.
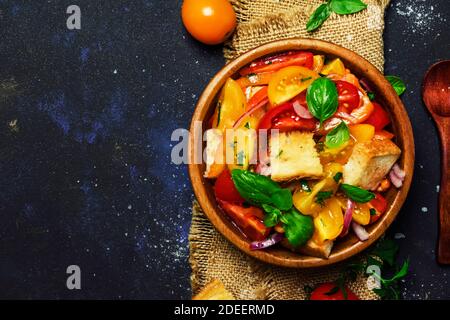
[203,51,405,258]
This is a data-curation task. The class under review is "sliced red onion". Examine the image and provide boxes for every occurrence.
[250,233,284,250]
[293,100,313,119]
[359,78,373,92]
[233,98,268,129]
[392,163,406,180]
[352,222,369,241]
[256,162,271,176]
[389,170,403,188]
[340,199,355,237]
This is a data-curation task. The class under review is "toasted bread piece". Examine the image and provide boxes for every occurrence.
[281,238,334,259]
[203,129,225,178]
[193,279,235,300]
[343,139,401,190]
[270,131,323,182]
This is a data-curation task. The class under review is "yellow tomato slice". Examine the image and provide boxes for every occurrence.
[216,78,247,130]
[226,117,258,171]
[321,58,346,76]
[267,66,319,106]
[293,179,327,216]
[314,197,344,242]
[349,124,375,142]
[313,55,325,73]
[352,203,371,225]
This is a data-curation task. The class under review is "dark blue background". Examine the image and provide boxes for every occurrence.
[0,0,448,299]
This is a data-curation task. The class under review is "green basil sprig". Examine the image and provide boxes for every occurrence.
[330,0,367,14]
[307,0,368,32]
[306,77,338,125]
[340,184,375,203]
[325,121,350,149]
[262,204,282,227]
[280,209,314,247]
[306,3,332,32]
[231,169,293,210]
[385,75,406,96]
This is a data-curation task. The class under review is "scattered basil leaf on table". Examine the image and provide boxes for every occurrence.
[280,209,314,247]
[329,0,367,15]
[340,183,375,203]
[325,121,350,148]
[370,238,398,267]
[372,259,410,300]
[307,0,368,32]
[306,77,339,125]
[385,75,406,96]
[306,3,332,32]
[231,169,293,210]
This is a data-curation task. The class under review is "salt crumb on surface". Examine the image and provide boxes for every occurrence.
[394,0,446,34]
[436,185,440,193]
[421,207,428,213]
[394,233,406,239]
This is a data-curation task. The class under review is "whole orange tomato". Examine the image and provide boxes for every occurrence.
[181,0,237,45]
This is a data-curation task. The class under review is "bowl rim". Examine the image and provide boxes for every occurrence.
[188,38,415,268]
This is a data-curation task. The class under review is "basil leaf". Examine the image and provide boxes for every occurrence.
[280,209,314,247]
[315,191,333,206]
[333,172,343,183]
[367,92,375,101]
[383,259,409,285]
[371,238,399,267]
[330,0,367,15]
[306,3,332,32]
[231,169,293,210]
[262,204,282,227]
[385,75,406,96]
[325,121,350,149]
[307,77,338,125]
[340,183,375,203]
[272,189,293,211]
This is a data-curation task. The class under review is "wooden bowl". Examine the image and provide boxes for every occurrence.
[188,38,414,268]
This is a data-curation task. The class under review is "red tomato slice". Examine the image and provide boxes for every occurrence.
[239,51,314,76]
[335,80,360,113]
[247,87,268,111]
[364,102,391,131]
[258,102,318,132]
[369,192,388,223]
[310,282,359,300]
[219,201,270,241]
[214,169,245,203]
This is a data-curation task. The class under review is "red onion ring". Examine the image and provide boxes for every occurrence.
[352,222,369,241]
[250,233,284,250]
[392,163,406,180]
[389,169,403,188]
[340,199,355,237]
[233,98,268,129]
[293,100,313,119]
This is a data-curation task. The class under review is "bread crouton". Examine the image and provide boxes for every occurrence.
[343,139,401,190]
[281,238,334,259]
[193,279,235,300]
[270,131,323,182]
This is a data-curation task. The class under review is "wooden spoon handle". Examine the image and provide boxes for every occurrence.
[438,118,450,264]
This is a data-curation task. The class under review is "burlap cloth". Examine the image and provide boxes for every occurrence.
[189,0,391,300]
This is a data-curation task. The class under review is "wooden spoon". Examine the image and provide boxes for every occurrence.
[422,60,450,264]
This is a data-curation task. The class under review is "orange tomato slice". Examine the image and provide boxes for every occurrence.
[267,66,319,106]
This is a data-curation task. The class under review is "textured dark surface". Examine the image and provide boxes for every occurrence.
[0,0,448,299]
